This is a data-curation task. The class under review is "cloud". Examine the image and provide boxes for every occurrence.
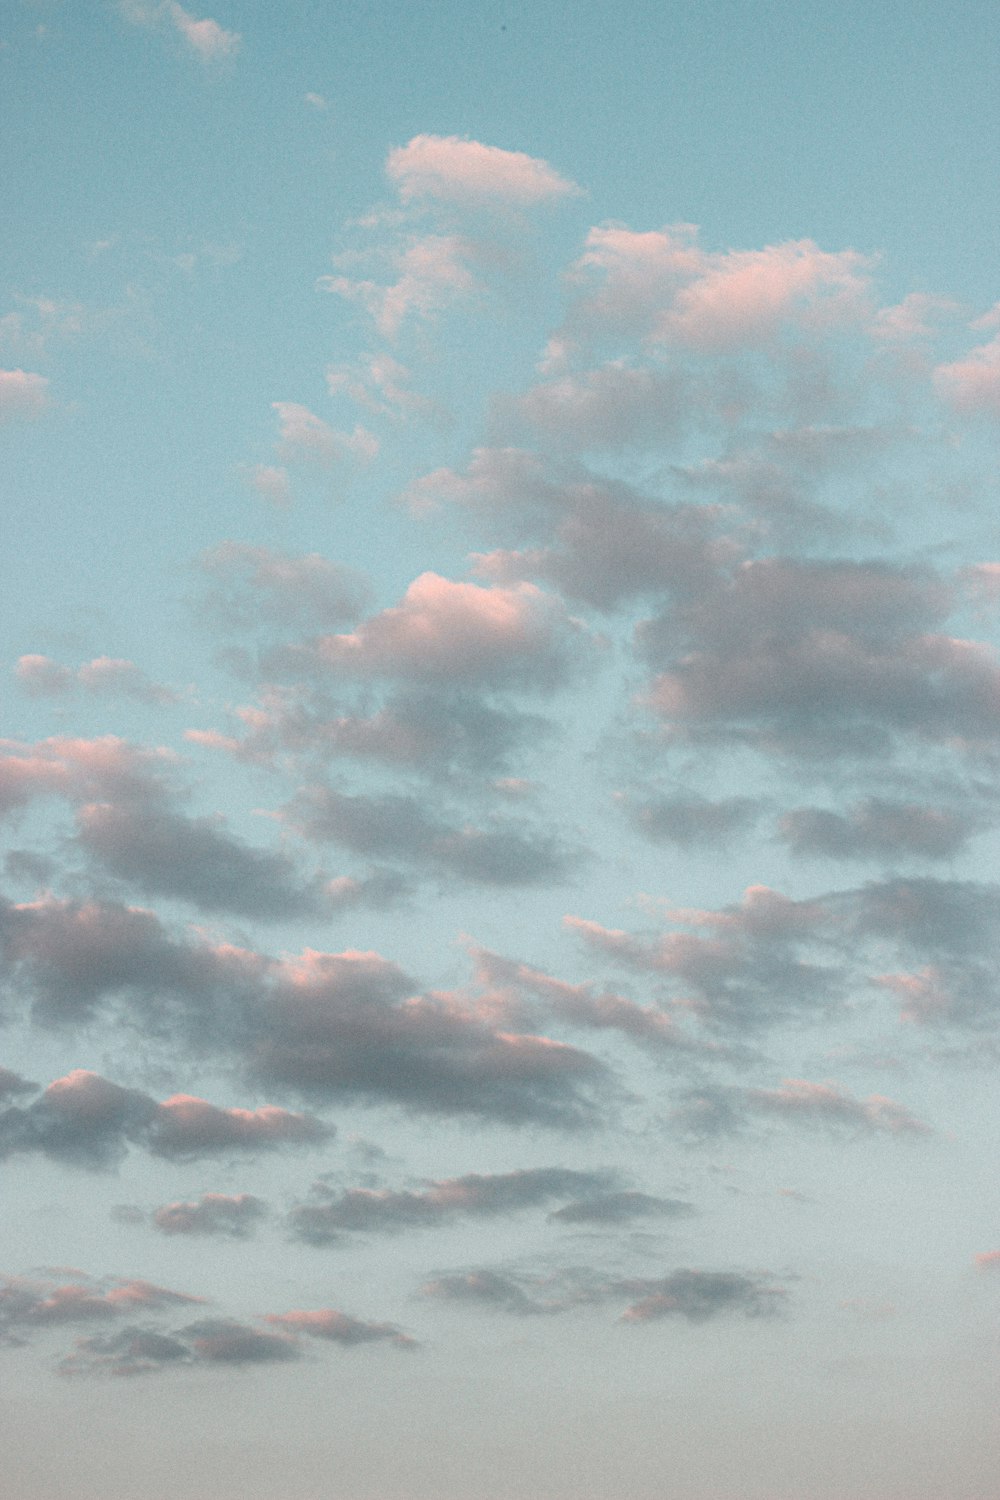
[421,1263,787,1322]
[15,655,175,703]
[188,685,550,777]
[0,368,49,419]
[385,135,580,208]
[0,734,332,922]
[288,1166,617,1244]
[152,1194,269,1237]
[548,1191,694,1225]
[1,1270,201,1346]
[0,896,608,1124]
[778,799,980,862]
[639,557,1000,758]
[467,944,692,1054]
[622,794,762,848]
[0,1067,35,1101]
[196,541,370,633]
[75,798,332,920]
[558,224,871,355]
[745,1079,929,1135]
[321,234,491,341]
[617,1269,786,1323]
[565,885,833,1033]
[974,1251,1000,1272]
[265,1308,416,1348]
[241,463,292,507]
[935,322,1000,417]
[148,1093,332,1159]
[409,447,727,611]
[284,571,589,687]
[120,3,240,62]
[271,402,378,470]
[60,1306,415,1374]
[289,785,574,887]
[0,1069,332,1168]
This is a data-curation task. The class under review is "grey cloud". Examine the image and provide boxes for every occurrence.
[0,1069,332,1170]
[468,944,693,1053]
[152,1194,265,1230]
[76,799,331,920]
[1,1271,201,1346]
[0,1066,36,1102]
[640,557,1000,758]
[15,655,176,704]
[672,1080,929,1138]
[290,785,575,887]
[265,1308,416,1348]
[196,542,371,633]
[412,447,728,611]
[623,793,762,848]
[421,1263,788,1323]
[1,893,607,1124]
[288,1166,617,1244]
[548,1191,694,1225]
[421,1269,547,1315]
[779,799,980,862]
[59,1304,415,1375]
[189,685,551,778]
[617,1269,787,1323]
[180,1318,300,1364]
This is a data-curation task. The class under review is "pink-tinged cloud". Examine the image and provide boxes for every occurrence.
[561,224,871,353]
[304,571,587,687]
[0,1271,201,1334]
[974,1251,1000,1271]
[272,402,378,468]
[935,328,1000,417]
[166,2,239,59]
[0,368,49,419]
[242,462,292,507]
[15,655,74,695]
[149,1095,332,1158]
[15,655,175,703]
[322,234,487,340]
[266,1308,416,1348]
[386,135,580,208]
[152,1193,268,1237]
[746,1079,929,1134]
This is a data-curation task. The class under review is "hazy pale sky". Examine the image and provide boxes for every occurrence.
[3,4,1000,1498]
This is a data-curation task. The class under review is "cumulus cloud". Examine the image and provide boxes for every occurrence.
[288,1166,618,1244]
[409,447,728,611]
[639,556,1000,758]
[321,234,493,341]
[152,1193,269,1237]
[0,1069,332,1169]
[0,895,608,1123]
[558,224,871,355]
[0,368,49,419]
[386,135,580,208]
[0,734,331,921]
[282,571,590,687]
[935,322,1000,417]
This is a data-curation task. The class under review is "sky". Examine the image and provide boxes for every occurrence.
[3,3,1000,1497]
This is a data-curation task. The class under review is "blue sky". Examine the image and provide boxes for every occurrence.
[3,4,1000,1498]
